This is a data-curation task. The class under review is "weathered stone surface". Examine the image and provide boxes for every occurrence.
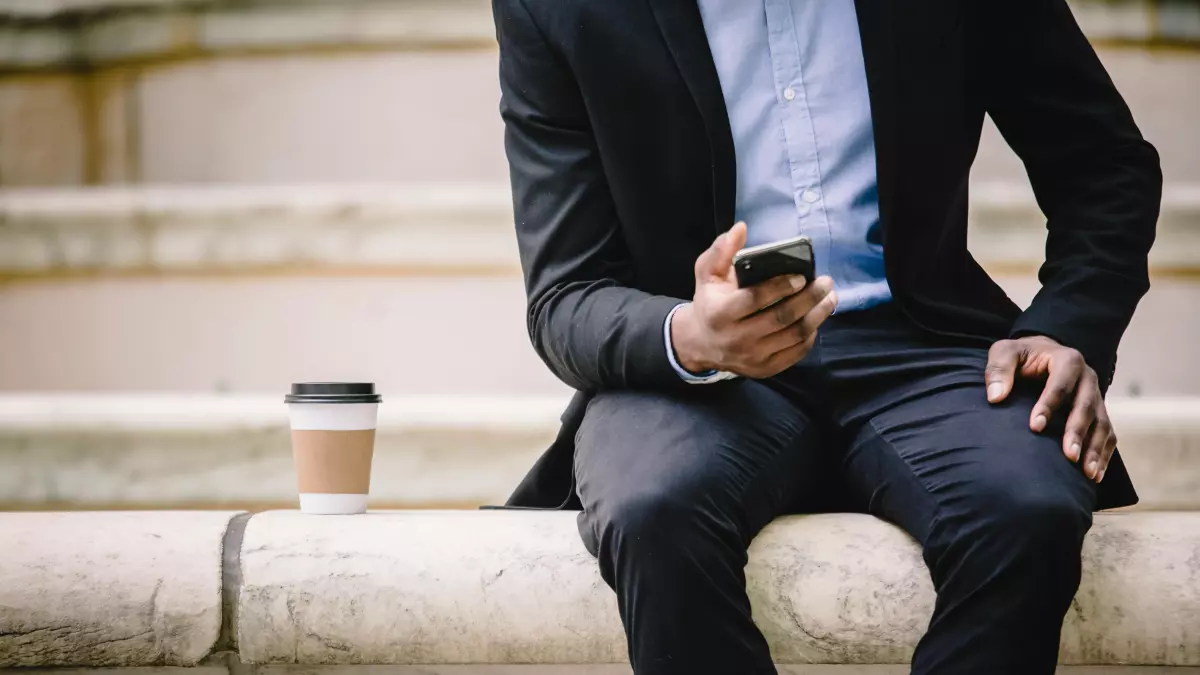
[250,666,1200,675]
[0,511,240,666]
[751,514,1200,666]
[1,395,1197,510]
[238,510,627,665]
[0,664,1198,675]
[238,511,1200,666]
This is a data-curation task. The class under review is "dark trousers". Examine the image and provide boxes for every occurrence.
[574,304,1097,675]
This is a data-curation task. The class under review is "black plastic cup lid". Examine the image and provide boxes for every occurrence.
[285,382,381,404]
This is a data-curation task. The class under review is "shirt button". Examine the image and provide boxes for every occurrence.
[801,189,820,203]
[783,87,796,101]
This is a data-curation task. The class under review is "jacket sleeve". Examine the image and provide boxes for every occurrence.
[493,0,690,392]
[982,0,1162,385]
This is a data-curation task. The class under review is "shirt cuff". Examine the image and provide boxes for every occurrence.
[664,303,724,383]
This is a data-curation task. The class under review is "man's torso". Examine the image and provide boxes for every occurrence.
[697,0,890,312]
[520,0,1018,341]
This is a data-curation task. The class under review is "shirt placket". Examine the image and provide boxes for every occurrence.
[763,0,831,280]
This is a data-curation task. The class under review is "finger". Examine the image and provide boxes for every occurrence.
[757,316,827,376]
[1061,374,1098,463]
[718,273,808,322]
[984,341,1021,403]
[1030,355,1084,433]
[738,276,834,337]
[694,222,747,282]
[755,336,814,377]
[788,286,837,344]
[1081,412,1114,481]
[755,286,838,355]
[1097,433,1118,483]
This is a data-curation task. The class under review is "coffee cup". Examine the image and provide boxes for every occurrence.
[285,382,382,515]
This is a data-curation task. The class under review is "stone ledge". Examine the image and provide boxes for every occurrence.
[0,394,564,508]
[1,394,1198,511]
[0,511,242,667]
[0,184,518,276]
[1,662,1197,673]
[2,510,1197,667]
[1,183,1197,277]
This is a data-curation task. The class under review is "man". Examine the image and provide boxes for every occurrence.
[492,0,1161,672]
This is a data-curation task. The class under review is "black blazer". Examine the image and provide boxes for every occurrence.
[493,0,1161,511]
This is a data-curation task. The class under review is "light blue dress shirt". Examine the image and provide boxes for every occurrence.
[667,0,892,380]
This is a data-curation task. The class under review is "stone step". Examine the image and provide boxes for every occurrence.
[2,184,1195,397]
[2,6,1198,188]
[1,394,1197,510]
[1,273,1197,397]
[2,183,1198,276]
[2,510,1198,670]
[0,394,562,509]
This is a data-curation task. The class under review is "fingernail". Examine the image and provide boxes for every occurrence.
[1069,442,1081,461]
[987,383,1003,401]
[716,233,727,247]
[790,275,807,290]
[1033,414,1047,430]
[1088,460,1099,478]
[1097,468,1106,483]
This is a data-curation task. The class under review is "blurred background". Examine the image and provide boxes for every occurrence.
[0,0,1196,512]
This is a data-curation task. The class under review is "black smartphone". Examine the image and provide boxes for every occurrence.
[733,235,815,288]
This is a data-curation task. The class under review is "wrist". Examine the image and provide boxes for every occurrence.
[670,303,717,374]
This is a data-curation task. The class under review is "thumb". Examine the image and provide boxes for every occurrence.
[985,340,1021,403]
[696,222,747,282]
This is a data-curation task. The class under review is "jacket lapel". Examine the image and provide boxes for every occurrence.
[647,0,736,233]
[853,0,900,241]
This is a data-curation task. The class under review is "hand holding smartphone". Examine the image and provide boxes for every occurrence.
[670,224,835,379]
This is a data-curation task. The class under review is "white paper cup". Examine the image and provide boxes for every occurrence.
[285,383,381,515]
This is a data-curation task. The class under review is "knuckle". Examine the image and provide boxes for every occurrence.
[988,340,1014,358]
[773,303,795,326]
[747,286,768,308]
